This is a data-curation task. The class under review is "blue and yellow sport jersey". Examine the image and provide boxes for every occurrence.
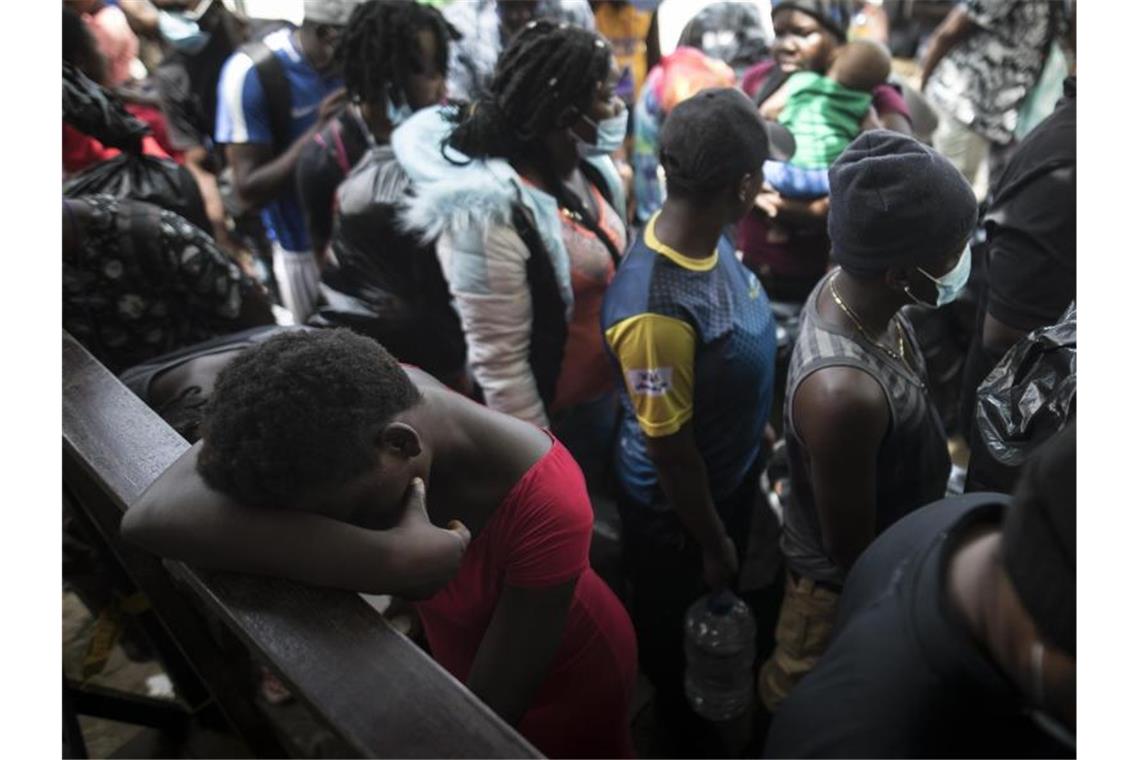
[601,212,777,508]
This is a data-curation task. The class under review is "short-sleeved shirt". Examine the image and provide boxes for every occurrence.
[984,78,1076,332]
[601,213,777,508]
[738,59,911,283]
[214,28,342,252]
[594,1,653,106]
[63,194,264,374]
[765,493,1073,758]
[414,437,637,758]
[925,0,1069,145]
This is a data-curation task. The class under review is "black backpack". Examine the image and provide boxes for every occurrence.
[119,325,310,442]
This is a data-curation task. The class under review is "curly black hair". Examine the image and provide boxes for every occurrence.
[335,0,457,109]
[196,329,422,508]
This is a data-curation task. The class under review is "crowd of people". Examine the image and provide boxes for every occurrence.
[62,0,1077,757]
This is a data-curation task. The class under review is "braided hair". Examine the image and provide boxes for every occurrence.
[447,21,622,263]
[335,0,457,108]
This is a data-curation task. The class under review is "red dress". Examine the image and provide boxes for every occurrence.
[415,437,638,758]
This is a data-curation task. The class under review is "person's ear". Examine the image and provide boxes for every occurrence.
[377,422,423,460]
[557,103,584,130]
[736,173,753,203]
[738,172,764,203]
[884,265,911,294]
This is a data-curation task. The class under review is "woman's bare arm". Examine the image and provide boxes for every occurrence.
[121,443,468,599]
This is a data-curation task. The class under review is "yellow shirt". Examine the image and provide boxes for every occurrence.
[594,2,654,104]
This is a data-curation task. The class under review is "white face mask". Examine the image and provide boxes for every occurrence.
[386,88,414,128]
[905,243,972,308]
[158,10,211,54]
[573,108,628,158]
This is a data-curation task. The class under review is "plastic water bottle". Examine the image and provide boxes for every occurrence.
[683,590,757,721]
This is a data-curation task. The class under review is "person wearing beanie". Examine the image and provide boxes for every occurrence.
[601,86,780,754]
[737,0,915,304]
[214,0,358,324]
[764,423,1076,757]
[757,129,978,711]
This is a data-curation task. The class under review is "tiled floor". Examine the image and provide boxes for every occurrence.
[63,591,167,757]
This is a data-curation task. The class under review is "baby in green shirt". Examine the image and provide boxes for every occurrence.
[761,40,892,198]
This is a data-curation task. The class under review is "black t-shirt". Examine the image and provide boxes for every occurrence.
[985,78,1076,332]
[764,493,1073,759]
[295,110,370,257]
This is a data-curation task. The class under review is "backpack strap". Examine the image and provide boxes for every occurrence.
[510,203,568,412]
[329,117,351,174]
[752,65,791,109]
[574,161,624,267]
[312,117,352,175]
[242,39,292,152]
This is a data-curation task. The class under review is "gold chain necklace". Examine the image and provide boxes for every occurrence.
[827,271,910,368]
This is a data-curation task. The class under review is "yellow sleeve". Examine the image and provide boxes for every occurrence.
[605,313,696,438]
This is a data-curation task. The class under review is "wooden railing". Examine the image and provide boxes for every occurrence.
[63,332,541,758]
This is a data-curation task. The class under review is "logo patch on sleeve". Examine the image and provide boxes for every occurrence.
[626,367,673,397]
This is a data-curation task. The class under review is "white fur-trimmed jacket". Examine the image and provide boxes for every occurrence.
[391,105,624,427]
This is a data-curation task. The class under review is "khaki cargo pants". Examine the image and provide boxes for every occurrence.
[757,571,840,711]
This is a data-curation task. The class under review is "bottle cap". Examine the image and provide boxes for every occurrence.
[706,590,736,615]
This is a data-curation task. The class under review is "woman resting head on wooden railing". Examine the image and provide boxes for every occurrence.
[121,328,637,759]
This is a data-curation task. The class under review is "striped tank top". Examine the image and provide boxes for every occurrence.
[781,273,950,586]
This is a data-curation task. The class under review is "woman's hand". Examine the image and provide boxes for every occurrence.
[390,478,471,599]
[754,190,830,231]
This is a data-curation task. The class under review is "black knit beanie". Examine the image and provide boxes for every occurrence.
[771,0,852,42]
[1002,423,1076,657]
[828,130,978,277]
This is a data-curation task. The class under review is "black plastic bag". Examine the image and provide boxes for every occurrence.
[63,62,148,153]
[308,149,466,379]
[120,325,308,443]
[63,61,210,232]
[967,303,1076,492]
[64,153,211,234]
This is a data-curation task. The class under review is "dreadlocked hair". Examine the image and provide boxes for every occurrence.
[447,21,622,264]
[335,0,458,108]
[447,20,612,161]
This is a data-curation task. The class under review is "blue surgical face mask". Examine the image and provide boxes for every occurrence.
[158,11,211,54]
[907,244,972,308]
[574,108,628,158]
